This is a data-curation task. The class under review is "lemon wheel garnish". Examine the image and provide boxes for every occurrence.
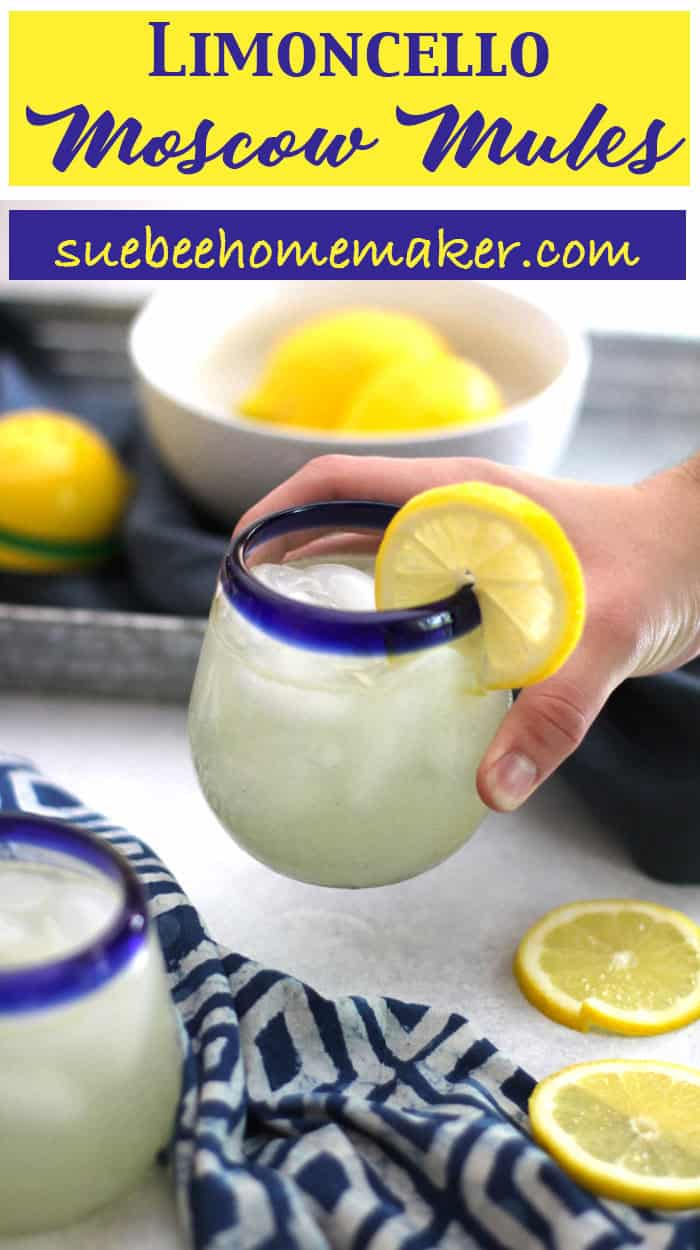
[374,482,585,690]
[515,899,700,1035]
[530,1059,700,1209]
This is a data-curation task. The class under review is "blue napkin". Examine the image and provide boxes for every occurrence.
[2,755,699,1250]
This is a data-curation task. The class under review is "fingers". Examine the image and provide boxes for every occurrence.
[477,636,627,812]
[235,453,522,535]
[234,455,432,535]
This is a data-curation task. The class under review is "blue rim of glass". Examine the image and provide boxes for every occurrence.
[220,500,481,657]
[0,814,148,1015]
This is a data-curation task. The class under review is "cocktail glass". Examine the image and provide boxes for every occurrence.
[0,813,182,1234]
[189,501,510,888]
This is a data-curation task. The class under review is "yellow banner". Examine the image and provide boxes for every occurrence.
[9,10,690,187]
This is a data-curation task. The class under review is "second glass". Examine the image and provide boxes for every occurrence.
[0,814,182,1234]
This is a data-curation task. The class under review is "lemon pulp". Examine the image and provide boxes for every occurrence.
[530,1060,700,1208]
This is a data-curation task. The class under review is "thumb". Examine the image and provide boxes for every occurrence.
[476,642,624,812]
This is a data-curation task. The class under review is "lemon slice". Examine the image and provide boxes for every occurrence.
[515,899,700,1035]
[240,308,446,430]
[341,355,502,435]
[530,1059,700,1208]
[374,482,585,689]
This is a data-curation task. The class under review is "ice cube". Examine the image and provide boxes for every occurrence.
[54,878,120,947]
[253,561,375,612]
[0,865,120,966]
[311,563,376,612]
[253,562,324,605]
[0,914,26,954]
[0,863,52,911]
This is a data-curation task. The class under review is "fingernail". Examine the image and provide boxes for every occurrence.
[486,752,538,811]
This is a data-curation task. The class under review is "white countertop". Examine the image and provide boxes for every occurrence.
[2,691,700,1250]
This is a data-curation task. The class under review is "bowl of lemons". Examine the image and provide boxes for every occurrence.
[130,280,589,524]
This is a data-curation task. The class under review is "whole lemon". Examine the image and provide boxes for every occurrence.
[0,410,132,572]
[241,308,447,430]
[342,355,503,435]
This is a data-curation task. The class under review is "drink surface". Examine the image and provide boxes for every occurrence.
[0,860,121,967]
[255,558,377,612]
[189,559,510,887]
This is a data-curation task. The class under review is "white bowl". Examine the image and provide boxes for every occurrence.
[130,280,589,525]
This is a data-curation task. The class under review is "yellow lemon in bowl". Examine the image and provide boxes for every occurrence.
[240,308,447,430]
[0,410,132,572]
[342,354,503,435]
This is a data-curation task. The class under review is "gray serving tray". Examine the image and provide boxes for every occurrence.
[0,604,205,703]
[1,309,697,704]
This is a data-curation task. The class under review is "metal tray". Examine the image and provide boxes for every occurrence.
[1,300,698,703]
[0,603,205,703]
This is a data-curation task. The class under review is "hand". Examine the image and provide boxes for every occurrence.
[237,454,700,812]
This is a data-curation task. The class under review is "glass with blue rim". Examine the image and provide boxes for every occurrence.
[0,813,182,1234]
[189,500,511,888]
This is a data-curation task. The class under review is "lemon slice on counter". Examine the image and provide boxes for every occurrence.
[530,1059,700,1208]
[374,482,585,689]
[0,410,132,572]
[341,355,503,435]
[240,308,447,430]
[515,899,700,1036]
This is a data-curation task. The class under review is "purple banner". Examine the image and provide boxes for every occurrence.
[9,209,685,280]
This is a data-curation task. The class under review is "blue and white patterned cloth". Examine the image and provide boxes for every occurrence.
[2,754,700,1250]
